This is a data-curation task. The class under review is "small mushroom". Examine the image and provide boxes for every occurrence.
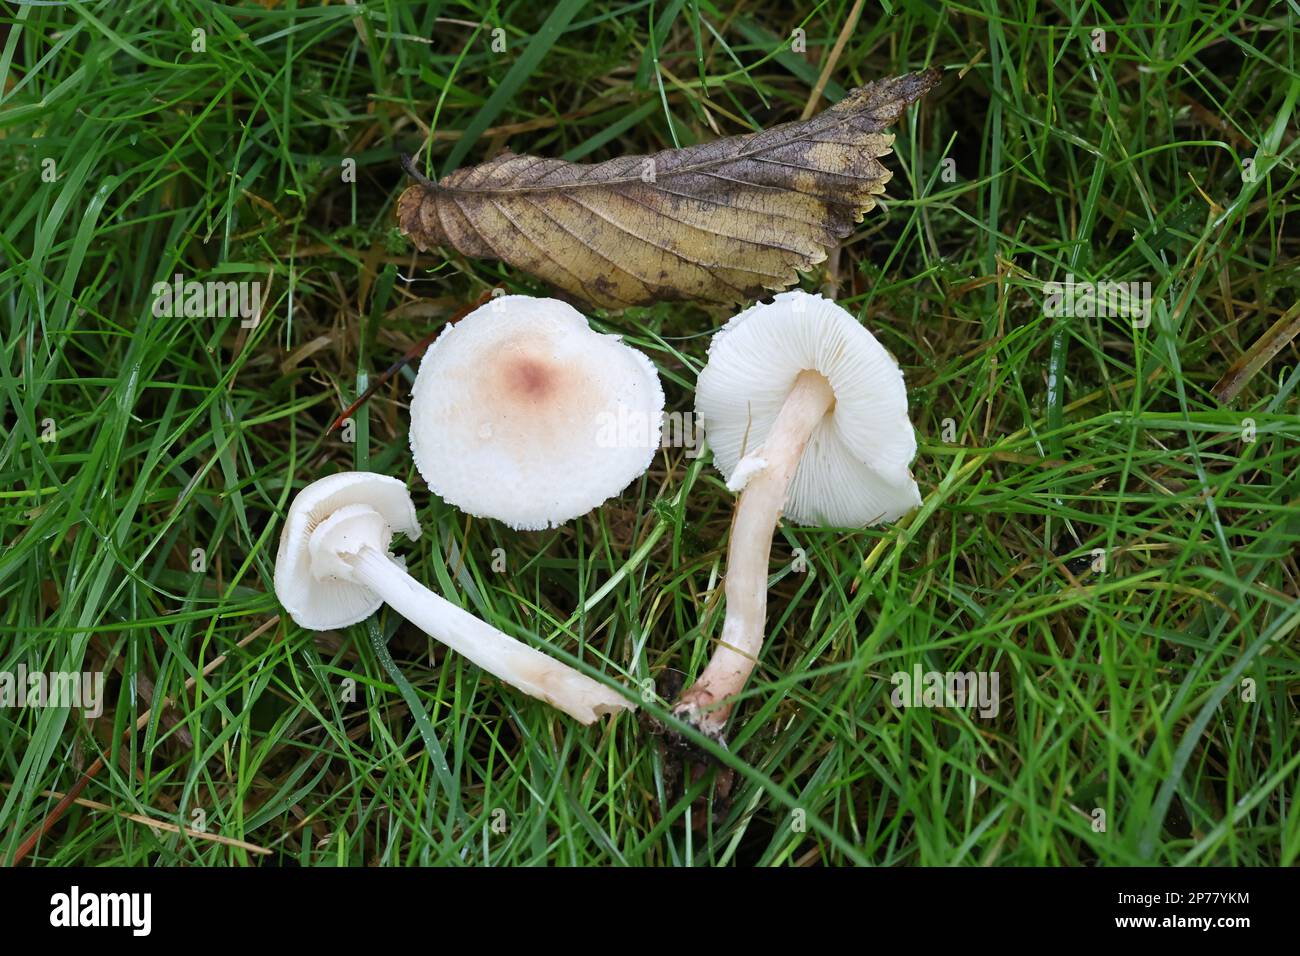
[409,295,664,530]
[274,471,633,724]
[674,291,921,743]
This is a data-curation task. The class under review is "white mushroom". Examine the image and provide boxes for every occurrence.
[274,471,633,724]
[675,291,921,741]
[409,295,664,530]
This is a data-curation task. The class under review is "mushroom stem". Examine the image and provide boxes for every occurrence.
[676,369,836,739]
[346,544,632,725]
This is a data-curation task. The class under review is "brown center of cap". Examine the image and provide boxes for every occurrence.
[506,356,555,400]
[462,339,601,466]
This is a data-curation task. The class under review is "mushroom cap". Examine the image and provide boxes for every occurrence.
[695,290,921,527]
[409,295,664,530]
[274,471,421,630]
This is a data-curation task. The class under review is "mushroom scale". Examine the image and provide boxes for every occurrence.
[409,295,664,530]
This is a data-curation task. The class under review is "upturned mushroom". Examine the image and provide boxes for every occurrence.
[409,295,664,530]
[673,291,921,743]
[274,471,633,724]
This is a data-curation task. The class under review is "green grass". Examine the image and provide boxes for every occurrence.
[2,0,1298,866]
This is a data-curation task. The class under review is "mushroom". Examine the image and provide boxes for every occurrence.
[673,291,921,742]
[274,471,633,724]
[409,295,664,530]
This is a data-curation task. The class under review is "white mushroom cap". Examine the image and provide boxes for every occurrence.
[274,472,421,629]
[409,295,664,530]
[695,290,921,527]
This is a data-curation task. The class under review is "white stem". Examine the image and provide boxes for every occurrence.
[676,370,836,737]
[348,546,632,724]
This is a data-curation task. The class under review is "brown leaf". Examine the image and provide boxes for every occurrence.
[397,69,941,309]
[1212,301,1300,404]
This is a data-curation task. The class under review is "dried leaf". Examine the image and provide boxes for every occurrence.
[398,69,941,309]
[1212,300,1300,403]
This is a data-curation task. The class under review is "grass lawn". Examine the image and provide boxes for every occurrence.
[1,0,1298,867]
